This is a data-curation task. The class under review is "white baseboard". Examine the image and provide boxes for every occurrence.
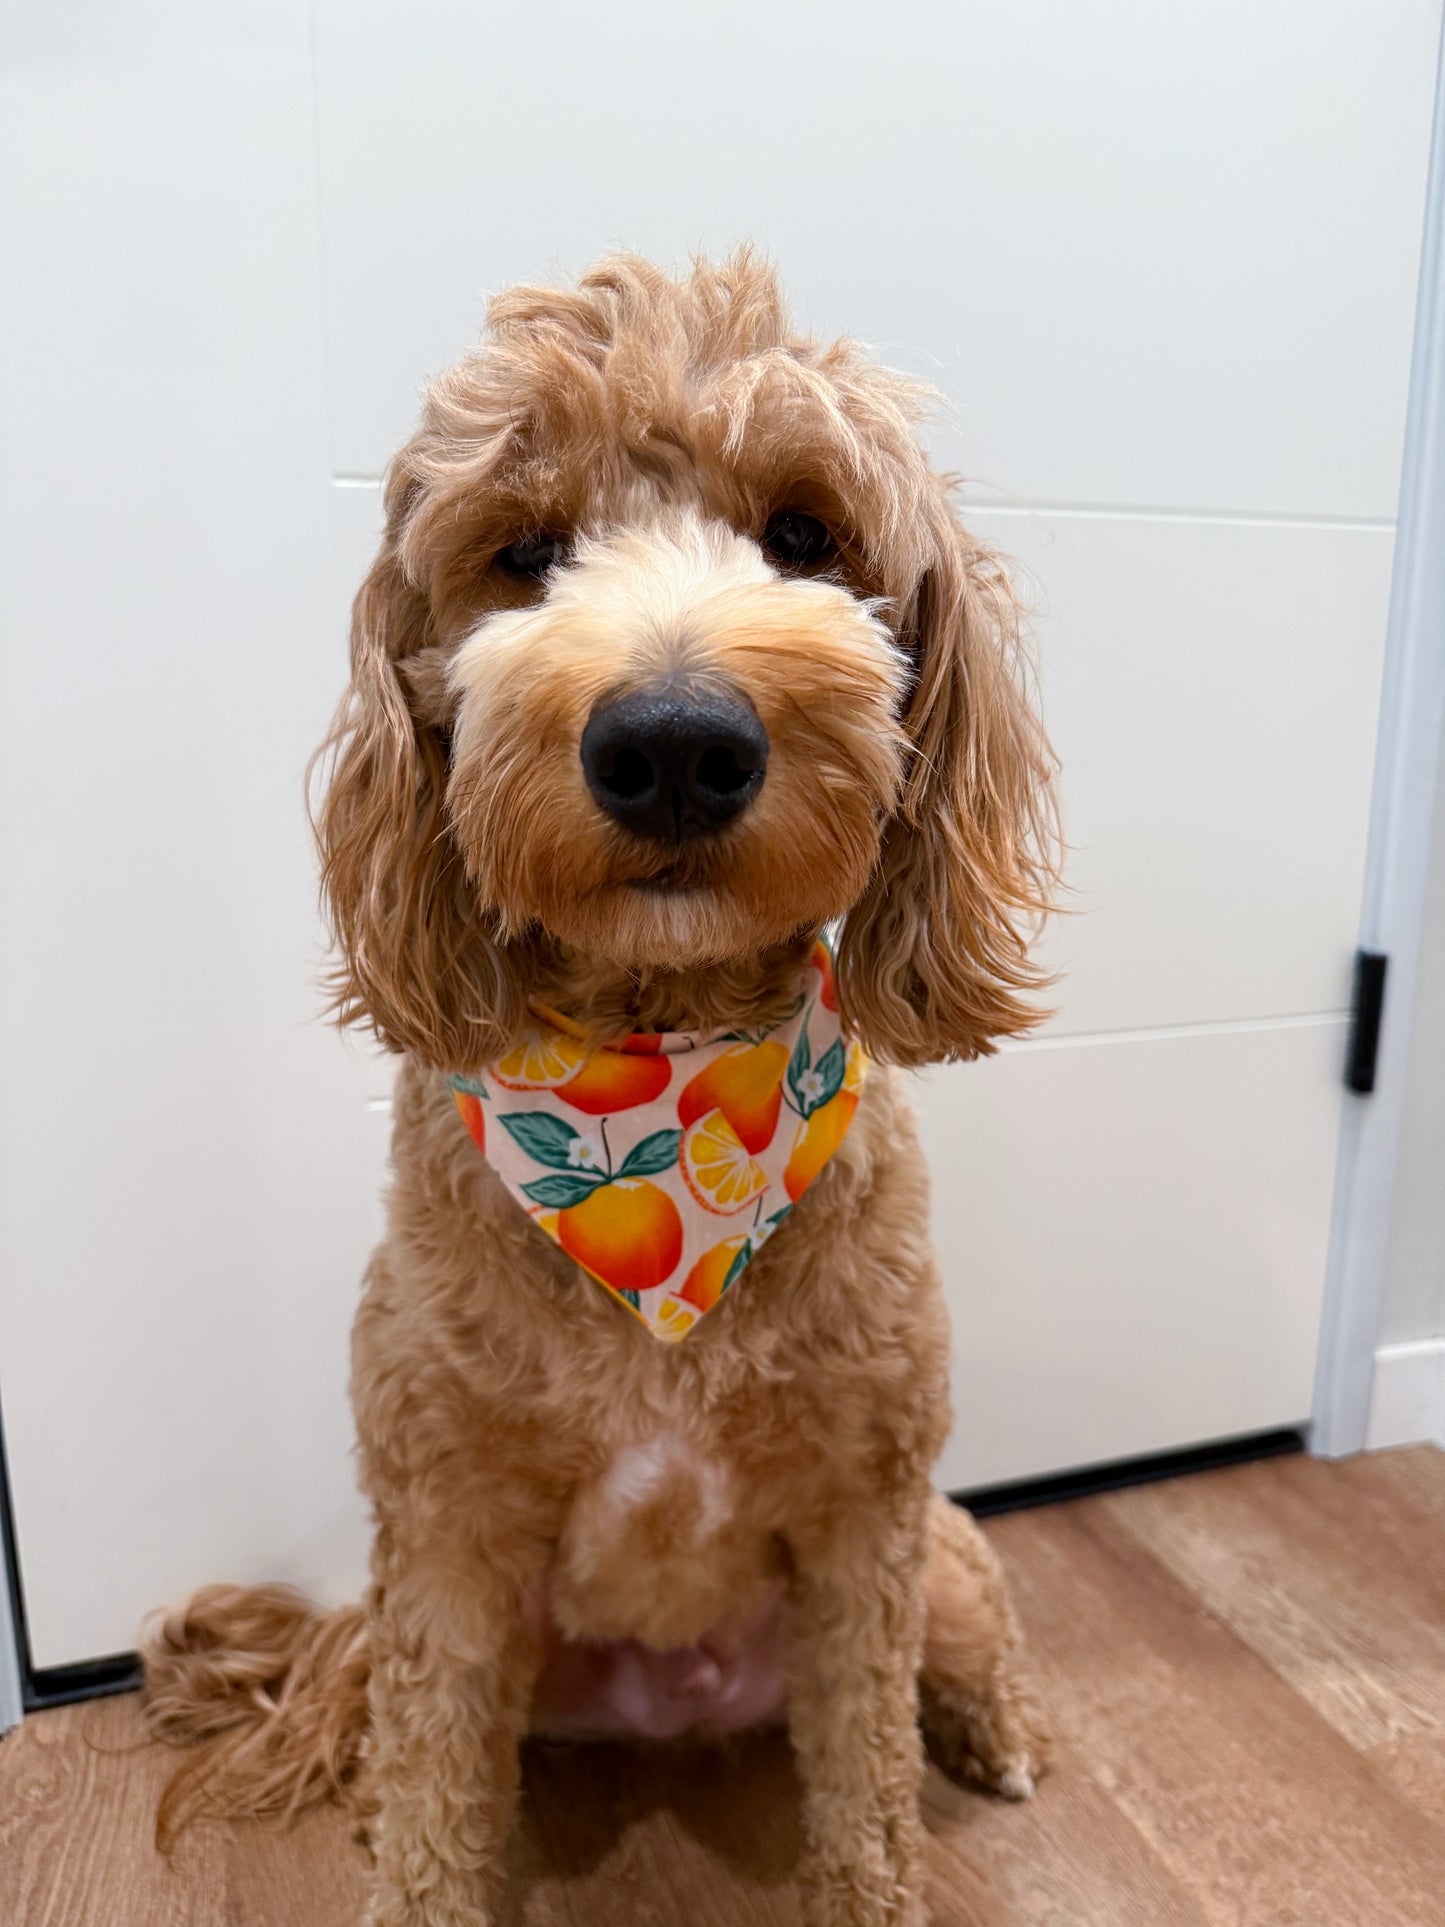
[1366,1338,1445,1450]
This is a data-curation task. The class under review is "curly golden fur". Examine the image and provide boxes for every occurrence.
[143,250,1057,1926]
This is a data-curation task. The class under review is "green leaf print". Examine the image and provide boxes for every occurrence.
[811,1037,846,1112]
[500,1111,582,1169]
[617,1129,684,1179]
[721,1241,752,1294]
[520,1172,605,1209]
[786,1023,812,1107]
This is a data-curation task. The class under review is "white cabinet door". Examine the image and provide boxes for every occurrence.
[925,505,1397,1487]
[0,2,377,1672]
[2,0,1438,1668]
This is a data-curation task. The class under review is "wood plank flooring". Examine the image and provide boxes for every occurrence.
[2,1444,1442,1925]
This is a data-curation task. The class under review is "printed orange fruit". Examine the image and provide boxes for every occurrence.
[493,1026,588,1091]
[556,1177,683,1294]
[679,1233,749,1312]
[681,1110,769,1215]
[556,1049,671,1115]
[812,940,838,1011]
[452,1090,486,1153]
[677,1040,789,1154]
[783,1088,859,1201]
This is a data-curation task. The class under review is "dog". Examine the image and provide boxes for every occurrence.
[143,250,1057,1927]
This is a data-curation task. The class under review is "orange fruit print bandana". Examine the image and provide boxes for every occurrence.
[449,939,866,1341]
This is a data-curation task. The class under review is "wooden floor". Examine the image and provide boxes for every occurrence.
[3,1445,1443,1925]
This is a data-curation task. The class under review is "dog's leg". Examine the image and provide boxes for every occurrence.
[362,1534,544,1927]
[917,1491,1050,1798]
[785,1494,932,1927]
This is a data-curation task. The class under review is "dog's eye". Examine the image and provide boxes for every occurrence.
[761,510,836,569]
[495,531,570,578]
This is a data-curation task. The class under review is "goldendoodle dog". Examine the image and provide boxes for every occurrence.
[144,250,1057,1927]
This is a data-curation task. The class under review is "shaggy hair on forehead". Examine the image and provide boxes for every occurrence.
[415,256,934,556]
[316,248,1057,1073]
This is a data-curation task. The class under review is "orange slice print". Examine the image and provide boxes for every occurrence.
[493,1026,589,1091]
[652,1297,699,1341]
[680,1110,769,1215]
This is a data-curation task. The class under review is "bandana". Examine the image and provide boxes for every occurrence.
[449,940,866,1341]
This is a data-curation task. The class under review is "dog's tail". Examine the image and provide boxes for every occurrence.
[141,1584,370,1849]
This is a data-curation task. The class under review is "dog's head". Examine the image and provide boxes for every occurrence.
[317,253,1056,1070]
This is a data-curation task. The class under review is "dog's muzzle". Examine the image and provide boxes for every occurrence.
[580,683,768,843]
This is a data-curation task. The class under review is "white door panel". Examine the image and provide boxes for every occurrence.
[312,0,1436,518]
[330,479,388,647]
[925,1019,1345,1490]
[0,0,374,1671]
[972,509,1394,1038]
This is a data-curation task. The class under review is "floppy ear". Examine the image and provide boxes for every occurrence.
[837,503,1060,1065]
[312,482,526,1068]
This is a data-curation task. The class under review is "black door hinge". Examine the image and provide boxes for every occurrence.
[1345,949,1388,1094]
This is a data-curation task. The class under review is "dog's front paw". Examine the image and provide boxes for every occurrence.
[919,1673,1051,1798]
[990,1755,1039,1801]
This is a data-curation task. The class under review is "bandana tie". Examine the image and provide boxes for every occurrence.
[449,940,866,1341]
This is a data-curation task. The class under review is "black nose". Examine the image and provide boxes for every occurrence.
[580,685,769,842]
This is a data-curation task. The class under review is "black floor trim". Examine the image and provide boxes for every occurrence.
[5,1425,1308,1714]
[0,1377,39,1717]
[954,1426,1307,1518]
[1,1377,146,1714]
[24,1652,144,1713]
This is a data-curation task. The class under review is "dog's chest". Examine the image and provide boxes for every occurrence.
[550,1431,771,1633]
[535,1431,787,1739]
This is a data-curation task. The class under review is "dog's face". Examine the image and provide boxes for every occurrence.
[318,254,1056,1071]
[448,509,909,973]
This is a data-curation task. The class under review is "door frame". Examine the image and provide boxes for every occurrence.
[1,1391,25,1732]
[1314,18,1445,1458]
